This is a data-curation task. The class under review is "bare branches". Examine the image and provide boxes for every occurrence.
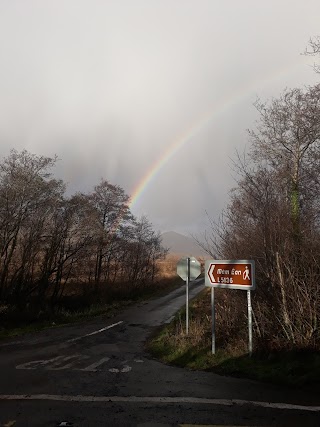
[201,83,320,350]
[0,150,166,308]
[304,36,320,74]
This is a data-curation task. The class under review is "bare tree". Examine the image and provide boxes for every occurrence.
[305,36,320,73]
[0,150,167,313]
[0,149,64,304]
[203,85,320,349]
[89,179,132,286]
[249,85,320,240]
[126,216,167,287]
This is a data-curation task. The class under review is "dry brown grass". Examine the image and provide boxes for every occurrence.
[157,253,208,280]
[157,254,182,278]
[171,315,210,350]
[159,287,249,356]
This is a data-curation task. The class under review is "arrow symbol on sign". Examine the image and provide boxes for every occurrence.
[208,264,216,283]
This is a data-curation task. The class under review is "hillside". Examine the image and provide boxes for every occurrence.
[161,231,207,257]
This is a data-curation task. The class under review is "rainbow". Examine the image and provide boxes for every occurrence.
[128,60,304,211]
[129,109,214,210]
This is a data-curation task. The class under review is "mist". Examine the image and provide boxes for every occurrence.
[0,0,319,234]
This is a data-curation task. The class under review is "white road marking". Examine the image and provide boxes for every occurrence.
[0,395,319,412]
[108,368,120,373]
[66,321,123,343]
[16,355,88,370]
[16,353,137,372]
[16,356,65,370]
[108,365,132,373]
[134,359,144,363]
[79,357,110,372]
[2,420,16,427]
[49,355,85,370]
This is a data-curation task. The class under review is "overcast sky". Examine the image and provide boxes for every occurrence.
[0,0,319,235]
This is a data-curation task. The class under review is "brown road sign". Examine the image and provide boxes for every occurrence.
[205,260,255,290]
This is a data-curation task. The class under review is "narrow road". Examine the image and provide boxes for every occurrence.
[0,280,319,426]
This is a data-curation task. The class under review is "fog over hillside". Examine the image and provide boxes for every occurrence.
[161,231,207,257]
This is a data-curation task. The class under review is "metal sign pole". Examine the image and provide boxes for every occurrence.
[247,290,253,356]
[211,287,215,354]
[186,257,190,335]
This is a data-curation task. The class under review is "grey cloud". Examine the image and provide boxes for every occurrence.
[0,0,319,233]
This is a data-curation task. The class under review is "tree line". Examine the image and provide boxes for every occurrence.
[202,38,320,350]
[0,149,166,310]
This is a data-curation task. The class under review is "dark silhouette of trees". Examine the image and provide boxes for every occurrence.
[0,149,166,311]
[89,179,132,286]
[0,150,64,305]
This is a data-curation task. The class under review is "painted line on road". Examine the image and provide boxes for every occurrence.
[66,321,123,343]
[109,365,132,373]
[78,357,110,372]
[0,395,319,412]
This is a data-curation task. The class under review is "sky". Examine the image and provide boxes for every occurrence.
[0,0,319,236]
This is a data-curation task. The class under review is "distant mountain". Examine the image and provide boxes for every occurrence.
[161,231,207,257]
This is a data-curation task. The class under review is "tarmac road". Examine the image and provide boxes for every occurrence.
[0,279,319,427]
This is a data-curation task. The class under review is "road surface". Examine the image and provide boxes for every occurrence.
[0,279,319,426]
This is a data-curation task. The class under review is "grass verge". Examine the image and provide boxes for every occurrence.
[0,299,133,341]
[147,289,320,387]
[0,276,182,341]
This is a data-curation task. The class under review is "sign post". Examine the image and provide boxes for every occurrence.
[211,287,215,354]
[247,290,253,355]
[205,260,255,355]
[177,256,201,335]
[186,257,190,335]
